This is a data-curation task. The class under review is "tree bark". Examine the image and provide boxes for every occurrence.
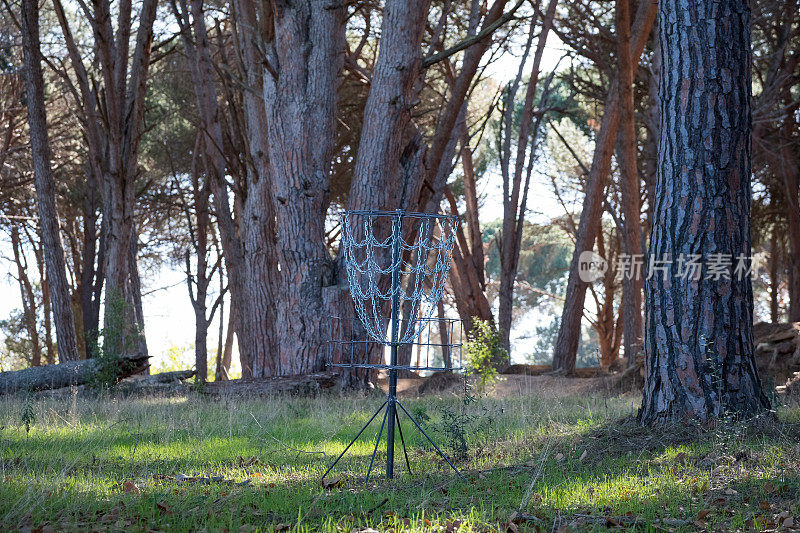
[263,0,345,375]
[20,0,80,362]
[769,229,781,323]
[639,0,770,425]
[781,118,800,322]
[552,0,657,374]
[79,168,103,357]
[616,0,643,367]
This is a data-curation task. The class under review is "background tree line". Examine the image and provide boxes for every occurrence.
[0,0,797,404]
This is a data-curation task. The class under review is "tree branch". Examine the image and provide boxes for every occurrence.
[421,0,526,69]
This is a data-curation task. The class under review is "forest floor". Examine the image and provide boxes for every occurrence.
[1,377,799,532]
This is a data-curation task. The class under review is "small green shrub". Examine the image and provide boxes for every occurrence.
[465,319,505,391]
[89,290,141,391]
[20,394,35,436]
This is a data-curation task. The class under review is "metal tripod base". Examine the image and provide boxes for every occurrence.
[322,395,465,483]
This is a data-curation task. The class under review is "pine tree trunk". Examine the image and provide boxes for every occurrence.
[80,169,102,357]
[782,121,800,322]
[639,0,770,425]
[20,0,79,362]
[616,0,643,367]
[769,230,780,323]
[263,0,345,375]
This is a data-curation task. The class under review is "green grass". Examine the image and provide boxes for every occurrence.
[1,384,799,531]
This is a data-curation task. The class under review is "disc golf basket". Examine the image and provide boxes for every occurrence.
[323,210,465,482]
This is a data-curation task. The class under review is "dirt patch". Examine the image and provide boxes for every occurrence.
[417,371,462,394]
[378,373,618,399]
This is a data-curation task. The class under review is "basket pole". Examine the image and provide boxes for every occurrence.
[386,210,403,479]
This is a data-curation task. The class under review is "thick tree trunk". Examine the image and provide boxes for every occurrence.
[552,0,656,374]
[20,0,79,362]
[102,177,137,356]
[639,0,770,425]
[616,0,643,367]
[0,353,149,394]
[263,1,345,375]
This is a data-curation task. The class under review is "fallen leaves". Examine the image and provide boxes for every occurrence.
[121,480,139,494]
[322,475,343,489]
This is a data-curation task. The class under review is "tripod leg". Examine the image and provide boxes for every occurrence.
[394,406,411,475]
[322,399,387,480]
[396,400,466,480]
[366,407,389,483]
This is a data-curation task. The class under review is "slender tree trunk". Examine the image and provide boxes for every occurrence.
[129,231,148,363]
[80,169,101,357]
[20,0,79,362]
[10,226,41,366]
[30,235,55,364]
[781,117,800,322]
[552,0,656,374]
[616,0,643,367]
[222,310,235,379]
[445,182,493,335]
[639,0,769,425]
[770,230,780,323]
[497,0,558,355]
[41,274,54,364]
[437,298,451,368]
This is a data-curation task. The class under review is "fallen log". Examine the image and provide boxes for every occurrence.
[753,322,800,385]
[202,371,340,397]
[0,353,150,394]
[501,364,607,378]
[125,369,196,385]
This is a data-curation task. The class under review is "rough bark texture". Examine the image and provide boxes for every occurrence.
[202,372,341,397]
[0,353,149,394]
[263,0,345,375]
[552,0,656,374]
[616,0,644,366]
[349,0,431,211]
[20,0,79,362]
[639,0,770,424]
[172,0,281,377]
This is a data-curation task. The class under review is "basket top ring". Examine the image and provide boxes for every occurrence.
[343,209,459,222]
